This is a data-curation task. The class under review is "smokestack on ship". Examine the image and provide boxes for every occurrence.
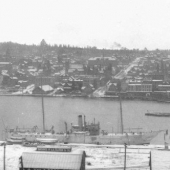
[78,115,83,131]
[84,115,86,131]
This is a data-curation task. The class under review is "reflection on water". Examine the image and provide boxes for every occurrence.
[0,96,169,144]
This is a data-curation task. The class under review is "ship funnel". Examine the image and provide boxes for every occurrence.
[78,115,83,131]
[84,115,86,131]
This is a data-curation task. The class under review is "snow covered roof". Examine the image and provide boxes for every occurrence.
[56,87,64,91]
[39,85,53,91]
[23,84,35,94]
[0,62,11,64]
[20,151,84,169]
[89,57,116,61]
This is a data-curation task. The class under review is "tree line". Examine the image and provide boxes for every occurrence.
[0,40,170,60]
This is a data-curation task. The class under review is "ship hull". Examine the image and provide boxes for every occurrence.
[64,131,160,145]
[145,113,170,117]
[7,131,161,145]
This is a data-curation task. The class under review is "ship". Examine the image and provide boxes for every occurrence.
[4,78,163,145]
[145,111,170,117]
[5,101,162,145]
[5,113,162,145]
[63,115,162,145]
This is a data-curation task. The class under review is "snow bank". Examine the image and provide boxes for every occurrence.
[0,144,153,170]
[0,143,169,170]
[0,145,35,170]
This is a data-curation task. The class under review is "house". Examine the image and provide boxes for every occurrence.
[2,74,10,86]
[32,85,54,94]
[62,82,72,93]
[105,83,118,95]
[68,77,83,90]
[0,62,12,72]
[23,84,35,94]
[81,83,95,95]
[34,76,56,87]
[10,77,18,86]
[88,57,118,67]
[67,64,84,75]
[0,74,3,85]
[19,150,86,170]
[100,77,110,86]
[54,87,64,94]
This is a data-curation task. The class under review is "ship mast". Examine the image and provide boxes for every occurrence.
[119,92,124,134]
[118,80,124,134]
[40,42,46,133]
[41,74,45,132]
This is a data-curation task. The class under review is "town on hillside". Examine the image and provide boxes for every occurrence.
[0,40,170,101]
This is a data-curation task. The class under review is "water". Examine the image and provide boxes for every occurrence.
[0,96,170,144]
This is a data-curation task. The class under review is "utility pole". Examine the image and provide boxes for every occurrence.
[3,142,6,170]
[149,151,152,170]
[124,143,127,170]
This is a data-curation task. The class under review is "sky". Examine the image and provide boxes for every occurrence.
[0,0,170,50]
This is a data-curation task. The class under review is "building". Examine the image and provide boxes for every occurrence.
[68,77,83,90]
[34,77,56,87]
[128,84,152,92]
[105,83,118,95]
[157,85,170,91]
[19,150,86,170]
[0,62,12,72]
[88,57,118,67]
[68,64,84,75]
[81,83,95,95]
[143,79,163,91]
[32,85,54,94]
[0,74,3,85]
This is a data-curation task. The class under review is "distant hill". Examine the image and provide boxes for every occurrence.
[0,41,170,60]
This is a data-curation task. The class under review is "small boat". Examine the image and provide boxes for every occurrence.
[36,138,58,144]
[6,135,25,144]
[6,138,23,144]
[145,111,170,117]
[22,141,45,147]
[156,100,170,103]
[10,136,26,140]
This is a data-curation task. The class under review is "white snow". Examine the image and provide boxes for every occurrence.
[1,144,169,170]
[40,85,53,92]
[23,84,35,94]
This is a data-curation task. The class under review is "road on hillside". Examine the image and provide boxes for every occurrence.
[114,57,141,79]
[93,57,142,97]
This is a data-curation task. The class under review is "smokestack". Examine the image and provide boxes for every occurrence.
[84,115,86,131]
[64,122,67,135]
[164,130,169,150]
[78,115,83,131]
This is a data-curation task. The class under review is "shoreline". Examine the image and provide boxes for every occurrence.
[0,140,168,149]
[0,93,170,103]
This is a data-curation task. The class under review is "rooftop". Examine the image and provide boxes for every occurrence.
[39,85,53,91]
[20,151,84,170]
[89,57,116,61]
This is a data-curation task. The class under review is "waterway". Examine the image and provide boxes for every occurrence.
[0,96,170,144]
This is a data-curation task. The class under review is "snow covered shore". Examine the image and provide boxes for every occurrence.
[0,143,169,170]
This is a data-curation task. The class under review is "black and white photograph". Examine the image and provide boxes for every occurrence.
[0,0,170,169]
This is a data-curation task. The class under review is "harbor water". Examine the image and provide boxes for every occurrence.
[0,96,170,144]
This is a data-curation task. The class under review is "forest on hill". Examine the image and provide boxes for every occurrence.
[0,40,170,60]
